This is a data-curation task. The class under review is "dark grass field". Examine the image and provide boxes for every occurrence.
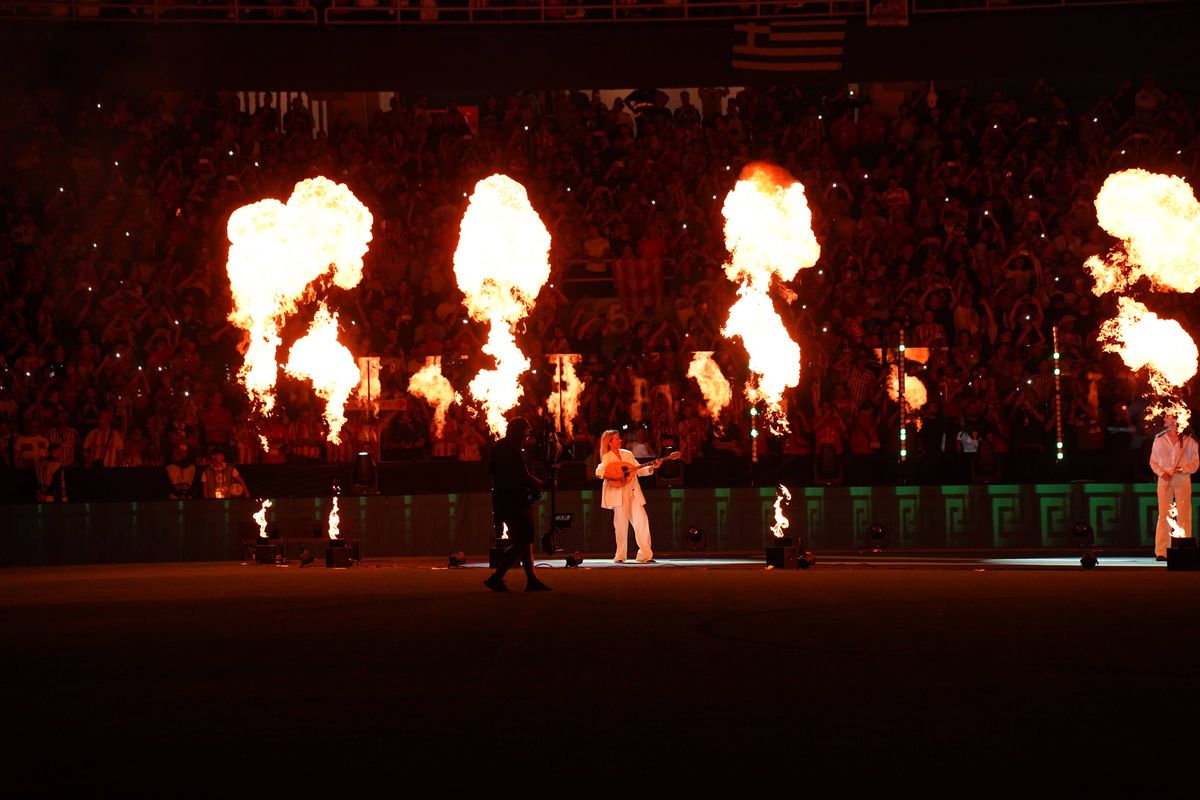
[3,555,1197,786]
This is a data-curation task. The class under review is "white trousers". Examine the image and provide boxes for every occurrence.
[612,495,653,562]
[1156,473,1192,557]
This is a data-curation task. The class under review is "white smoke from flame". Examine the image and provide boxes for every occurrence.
[720,163,820,432]
[408,356,462,438]
[453,175,551,436]
[226,176,373,415]
[328,496,341,540]
[283,304,363,444]
[254,498,272,539]
[546,354,585,437]
[770,484,792,538]
[1098,297,1195,427]
[687,351,732,424]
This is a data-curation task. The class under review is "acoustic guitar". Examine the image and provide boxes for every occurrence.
[602,452,682,489]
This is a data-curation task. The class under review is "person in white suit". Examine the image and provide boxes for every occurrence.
[1149,413,1199,560]
[595,429,662,563]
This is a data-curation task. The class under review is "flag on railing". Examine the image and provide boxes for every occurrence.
[732,19,846,72]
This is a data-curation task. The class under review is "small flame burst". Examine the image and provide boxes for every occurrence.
[1097,298,1196,427]
[408,356,462,437]
[770,484,792,538]
[720,163,820,432]
[258,435,269,453]
[283,304,363,444]
[1085,169,1200,294]
[546,354,585,436]
[888,365,929,411]
[687,351,732,424]
[356,357,381,415]
[1168,500,1185,538]
[328,496,341,540]
[453,175,552,436]
[254,498,272,539]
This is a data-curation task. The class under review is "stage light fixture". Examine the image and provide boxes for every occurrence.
[865,523,890,551]
[352,451,378,495]
[565,551,584,568]
[684,525,707,552]
[1071,522,1098,569]
[448,551,467,568]
[1070,522,1095,547]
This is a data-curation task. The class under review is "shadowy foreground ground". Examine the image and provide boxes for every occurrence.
[3,556,1196,787]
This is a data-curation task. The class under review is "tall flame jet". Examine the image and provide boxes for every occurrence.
[226,176,373,420]
[453,175,552,436]
[720,164,820,432]
[1086,169,1199,426]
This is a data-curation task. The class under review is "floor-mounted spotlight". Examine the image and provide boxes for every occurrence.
[1071,522,1098,569]
[565,551,584,568]
[1167,537,1199,571]
[352,451,379,495]
[684,526,707,552]
[864,523,889,552]
[448,551,467,568]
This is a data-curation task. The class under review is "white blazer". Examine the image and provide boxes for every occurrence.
[595,448,655,510]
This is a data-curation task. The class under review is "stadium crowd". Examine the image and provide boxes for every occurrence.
[1,76,1196,498]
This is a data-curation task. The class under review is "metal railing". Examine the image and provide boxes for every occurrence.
[0,0,317,23]
[0,0,1187,24]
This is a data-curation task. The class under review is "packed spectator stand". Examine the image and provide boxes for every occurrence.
[1,76,1196,501]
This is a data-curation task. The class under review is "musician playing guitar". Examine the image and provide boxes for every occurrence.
[594,429,681,563]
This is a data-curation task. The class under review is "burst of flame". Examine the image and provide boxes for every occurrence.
[1085,169,1200,294]
[546,354,585,436]
[453,175,552,436]
[258,435,269,453]
[501,522,510,540]
[1168,500,1185,538]
[356,356,381,414]
[283,304,363,444]
[1098,297,1196,427]
[254,498,272,539]
[888,365,929,411]
[720,163,820,432]
[328,496,341,540]
[770,484,792,538]
[226,176,373,415]
[687,351,732,423]
[408,356,462,437]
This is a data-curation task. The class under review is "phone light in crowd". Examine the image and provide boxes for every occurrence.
[832,182,838,188]
[1120,150,1126,155]
[228,150,234,156]
[523,126,529,131]
[125,231,130,237]
[1093,117,1098,123]
[984,210,990,215]
[254,161,259,167]
[92,243,97,248]
[682,224,688,230]
[114,161,119,166]
[96,103,101,108]
[59,187,63,192]
[1028,194,1034,199]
